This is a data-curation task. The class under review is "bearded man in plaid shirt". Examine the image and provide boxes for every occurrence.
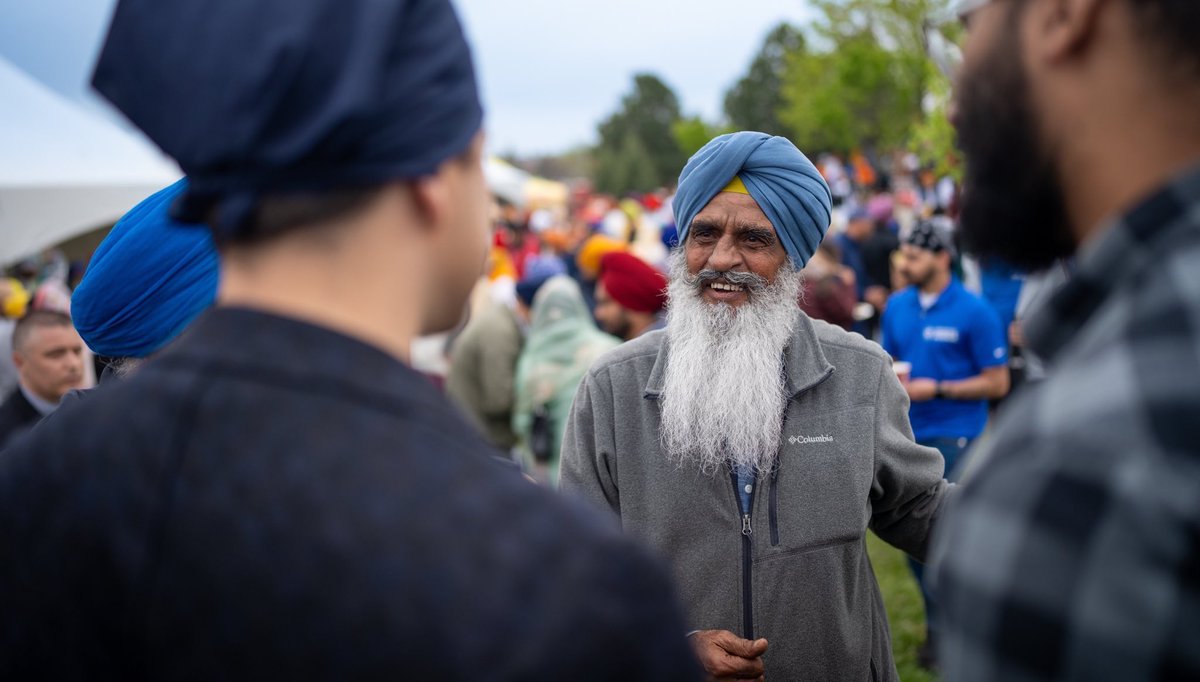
[931,0,1200,680]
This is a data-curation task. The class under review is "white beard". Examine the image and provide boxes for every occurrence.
[659,250,802,476]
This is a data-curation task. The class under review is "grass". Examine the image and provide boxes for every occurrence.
[867,532,938,682]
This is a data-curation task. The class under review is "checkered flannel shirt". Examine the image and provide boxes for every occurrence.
[930,164,1200,681]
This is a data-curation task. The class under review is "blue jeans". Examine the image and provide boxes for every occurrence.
[908,436,972,638]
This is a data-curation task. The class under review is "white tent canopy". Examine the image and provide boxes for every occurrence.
[0,56,180,266]
[484,157,568,210]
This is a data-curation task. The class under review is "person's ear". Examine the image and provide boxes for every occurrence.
[12,350,24,371]
[1031,0,1107,64]
[408,173,451,233]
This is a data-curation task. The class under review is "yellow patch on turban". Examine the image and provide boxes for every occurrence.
[721,175,750,195]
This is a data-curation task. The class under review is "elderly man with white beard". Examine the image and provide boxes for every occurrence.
[561,132,950,682]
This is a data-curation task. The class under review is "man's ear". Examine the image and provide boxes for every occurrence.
[1032,0,1107,64]
[11,351,24,371]
[408,172,450,233]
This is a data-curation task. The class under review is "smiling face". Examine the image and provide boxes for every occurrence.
[663,189,803,475]
[684,192,790,308]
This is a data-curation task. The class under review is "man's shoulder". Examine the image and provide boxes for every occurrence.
[587,328,665,378]
[886,286,918,308]
[0,388,27,419]
[949,281,1002,318]
[456,303,518,347]
[808,315,890,363]
[0,389,36,447]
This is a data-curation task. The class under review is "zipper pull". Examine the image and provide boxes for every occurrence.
[742,514,753,536]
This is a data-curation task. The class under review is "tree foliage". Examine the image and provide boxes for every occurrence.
[780,30,925,153]
[723,23,805,137]
[594,73,687,194]
[588,1,965,194]
[671,116,729,159]
[770,0,959,158]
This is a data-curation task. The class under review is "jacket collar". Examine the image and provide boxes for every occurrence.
[159,306,435,409]
[644,310,835,400]
[1026,163,1200,362]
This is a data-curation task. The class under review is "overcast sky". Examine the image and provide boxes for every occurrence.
[1,0,814,156]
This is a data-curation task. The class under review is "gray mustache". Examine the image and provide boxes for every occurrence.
[686,269,769,292]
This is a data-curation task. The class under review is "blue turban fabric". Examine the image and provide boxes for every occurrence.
[92,0,483,240]
[674,132,833,268]
[72,179,219,358]
[524,254,568,281]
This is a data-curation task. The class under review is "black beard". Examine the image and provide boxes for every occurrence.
[955,6,1076,272]
[608,315,633,340]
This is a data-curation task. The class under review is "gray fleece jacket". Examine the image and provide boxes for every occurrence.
[561,311,949,681]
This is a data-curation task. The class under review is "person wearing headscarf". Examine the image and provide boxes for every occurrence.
[594,251,668,341]
[512,276,618,487]
[561,131,950,681]
[0,1,697,678]
[571,233,626,312]
[445,294,525,453]
[574,234,626,282]
[71,178,219,380]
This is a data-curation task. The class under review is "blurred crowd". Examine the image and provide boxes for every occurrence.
[428,151,1037,496]
[2,0,1197,679]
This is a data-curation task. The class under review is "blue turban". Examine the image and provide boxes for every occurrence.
[92,0,483,240]
[674,132,832,268]
[72,179,219,358]
[524,254,568,281]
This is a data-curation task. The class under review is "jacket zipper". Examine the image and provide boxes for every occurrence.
[731,470,755,640]
[768,466,780,547]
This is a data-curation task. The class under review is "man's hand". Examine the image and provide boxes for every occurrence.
[907,378,938,402]
[1009,319,1025,348]
[864,285,890,312]
[689,630,769,681]
[838,265,857,289]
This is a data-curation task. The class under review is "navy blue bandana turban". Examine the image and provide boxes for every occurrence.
[906,218,957,257]
[92,0,483,240]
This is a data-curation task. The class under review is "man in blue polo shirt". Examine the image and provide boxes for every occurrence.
[882,218,1010,669]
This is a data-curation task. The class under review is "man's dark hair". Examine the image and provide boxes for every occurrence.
[12,310,73,353]
[207,185,385,246]
[204,133,481,246]
[1128,0,1200,80]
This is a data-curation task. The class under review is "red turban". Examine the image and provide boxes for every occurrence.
[598,252,668,314]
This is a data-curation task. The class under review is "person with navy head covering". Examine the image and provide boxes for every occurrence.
[561,131,951,681]
[0,2,698,680]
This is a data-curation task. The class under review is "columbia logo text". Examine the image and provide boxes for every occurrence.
[789,435,834,445]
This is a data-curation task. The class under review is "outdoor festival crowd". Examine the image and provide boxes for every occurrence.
[1,0,1198,680]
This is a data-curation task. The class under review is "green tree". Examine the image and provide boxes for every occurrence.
[723,23,806,137]
[781,29,924,153]
[594,73,687,194]
[525,146,595,182]
[671,116,728,159]
[594,133,658,196]
[771,0,960,157]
